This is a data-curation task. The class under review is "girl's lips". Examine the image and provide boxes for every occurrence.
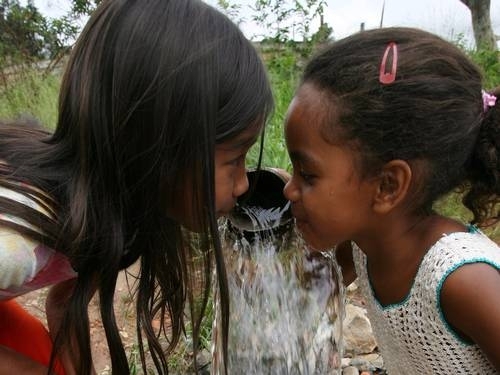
[217,201,238,218]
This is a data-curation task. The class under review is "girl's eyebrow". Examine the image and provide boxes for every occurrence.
[220,133,260,150]
[235,133,259,148]
[288,150,318,166]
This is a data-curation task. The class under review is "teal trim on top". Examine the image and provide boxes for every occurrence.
[377,293,411,311]
[366,226,496,315]
[365,251,416,310]
[467,223,480,234]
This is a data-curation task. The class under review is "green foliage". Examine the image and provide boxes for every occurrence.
[434,192,499,241]
[451,31,500,89]
[246,46,301,170]
[70,0,102,17]
[1,1,48,61]
[216,0,245,26]
[469,48,500,88]
[311,21,333,45]
[165,298,214,374]
[290,0,328,42]
[0,0,77,65]
[251,0,330,43]
[0,69,60,128]
[0,0,100,129]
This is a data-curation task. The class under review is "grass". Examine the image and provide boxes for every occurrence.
[0,69,60,127]
[247,48,301,170]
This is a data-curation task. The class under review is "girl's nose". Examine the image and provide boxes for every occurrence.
[283,178,299,202]
[234,167,249,198]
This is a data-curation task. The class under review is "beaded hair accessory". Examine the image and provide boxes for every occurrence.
[379,42,398,84]
[482,90,497,113]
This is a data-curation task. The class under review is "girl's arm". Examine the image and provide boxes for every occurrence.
[0,346,50,375]
[441,262,500,370]
[45,279,97,375]
[335,241,357,286]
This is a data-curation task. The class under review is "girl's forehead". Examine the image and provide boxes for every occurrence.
[287,85,331,129]
[296,82,325,102]
[218,125,261,151]
[285,97,325,148]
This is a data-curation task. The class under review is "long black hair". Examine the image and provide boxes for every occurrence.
[0,0,273,373]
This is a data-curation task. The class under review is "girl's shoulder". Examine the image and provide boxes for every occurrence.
[0,228,76,300]
[426,228,500,271]
[0,185,76,299]
[0,225,40,294]
[418,228,500,301]
[437,229,500,356]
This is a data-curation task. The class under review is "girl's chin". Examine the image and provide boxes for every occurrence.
[296,228,332,252]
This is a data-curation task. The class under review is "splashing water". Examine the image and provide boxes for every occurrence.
[212,205,345,375]
[227,201,292,233]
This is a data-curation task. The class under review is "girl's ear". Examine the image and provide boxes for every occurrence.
[372,160,412,214]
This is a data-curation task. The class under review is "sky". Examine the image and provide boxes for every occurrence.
[35,0,500,48]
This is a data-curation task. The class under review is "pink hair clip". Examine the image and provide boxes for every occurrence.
[379,42,398,84]
[482,90,497,113]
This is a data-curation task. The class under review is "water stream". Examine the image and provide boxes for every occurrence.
[211,203,345,374]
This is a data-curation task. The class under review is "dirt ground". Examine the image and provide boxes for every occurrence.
[17,264,140,374]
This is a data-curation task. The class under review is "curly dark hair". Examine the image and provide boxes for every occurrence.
[303,27,499,226]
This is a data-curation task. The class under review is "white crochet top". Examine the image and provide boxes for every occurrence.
[352,229,499,374]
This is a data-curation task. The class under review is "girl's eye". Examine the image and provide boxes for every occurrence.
[299,170,316,184]
[229,154,245,166]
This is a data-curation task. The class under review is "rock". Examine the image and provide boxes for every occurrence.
[342,304,378,355]
[342,365,360,375]
[357,353,384,370]
[196,349,212,371]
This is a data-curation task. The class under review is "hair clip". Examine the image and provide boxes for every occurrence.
[482,90,497,113]
[379,42,398,84]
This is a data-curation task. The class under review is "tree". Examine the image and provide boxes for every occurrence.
[70,0,101,17]
[217,0,245,26]
[0,0,48,62]
[0,0,80,69]
[460,0,497,51]
[251,0,329,43]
